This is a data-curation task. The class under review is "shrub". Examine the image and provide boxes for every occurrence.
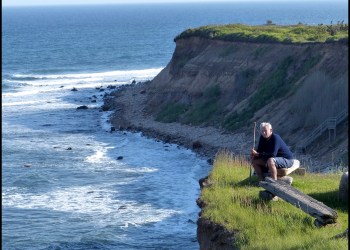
[183,85,221,125]
[155,103,188,123]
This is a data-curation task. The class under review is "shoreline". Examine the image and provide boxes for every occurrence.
[103,82,347,174]
[104,82,252,163]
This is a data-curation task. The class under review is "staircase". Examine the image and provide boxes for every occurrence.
[296,108,348,153]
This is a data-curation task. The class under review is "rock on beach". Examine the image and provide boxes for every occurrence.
[105,82,250,160]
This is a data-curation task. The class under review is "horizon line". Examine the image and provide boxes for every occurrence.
[3,0,348,7]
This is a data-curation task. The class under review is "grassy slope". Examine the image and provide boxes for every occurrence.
[200,150,348,250]
[175,23,349,43]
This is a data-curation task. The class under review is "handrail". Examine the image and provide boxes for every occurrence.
[296,108,348,151]
[335,108,348,123]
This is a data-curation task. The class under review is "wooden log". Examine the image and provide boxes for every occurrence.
[259,190,279,201]
[259,177,338,226]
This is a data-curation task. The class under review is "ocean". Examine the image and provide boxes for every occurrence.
[2,2,348,250]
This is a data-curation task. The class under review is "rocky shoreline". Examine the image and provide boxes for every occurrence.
[104,81,252,163]
[102,81,347,249]
[102,81,347,174]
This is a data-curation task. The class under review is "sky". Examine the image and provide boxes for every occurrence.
[2,0,347,7]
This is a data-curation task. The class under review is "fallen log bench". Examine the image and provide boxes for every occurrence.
[259,177,338,227]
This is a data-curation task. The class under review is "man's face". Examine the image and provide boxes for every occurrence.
[261,126,272,139]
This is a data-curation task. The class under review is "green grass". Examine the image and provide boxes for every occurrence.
[223,53,322,131]
[155,85,222,125]
[182,85,221,125]
[155,102,188,123]
[223,56,294,130]
[175,23,348,43]
[183,100,219,125]
[200,150,348,249]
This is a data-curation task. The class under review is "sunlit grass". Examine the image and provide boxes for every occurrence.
[175,23,348,43]
[200,150,348,249]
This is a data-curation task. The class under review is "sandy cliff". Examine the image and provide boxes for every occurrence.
[106,35,348,250]
[145,37,348,163]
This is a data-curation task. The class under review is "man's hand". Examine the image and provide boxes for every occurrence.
[251,148,259,159]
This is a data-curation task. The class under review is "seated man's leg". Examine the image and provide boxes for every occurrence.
[267,158,277,180]
[267,157,294,180]
[252,158,267,181]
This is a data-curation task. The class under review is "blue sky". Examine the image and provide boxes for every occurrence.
[2,0,347,7]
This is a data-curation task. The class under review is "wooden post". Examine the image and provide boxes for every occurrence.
[249,122,257,183]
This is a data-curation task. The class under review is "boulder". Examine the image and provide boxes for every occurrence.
[77,105,88,110]
[192,140,202,149]
[338,171,348,203]
[101,104,111,111]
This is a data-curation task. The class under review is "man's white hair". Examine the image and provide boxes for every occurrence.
[260,122,272,132]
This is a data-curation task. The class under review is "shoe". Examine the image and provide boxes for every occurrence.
[271,196,279,201]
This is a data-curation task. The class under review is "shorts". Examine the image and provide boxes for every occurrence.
[273,157,294,169]
[261,157,294,173]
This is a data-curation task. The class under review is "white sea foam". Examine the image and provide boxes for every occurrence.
[121,167,159,173]
[85,146,116,163]
[2,89,42,97]
[85,150,106,163]
[3,68,163,109]
[3,184,178,227]
[100,111,114,132]
[12,68,163,83]
[2,100,43,106]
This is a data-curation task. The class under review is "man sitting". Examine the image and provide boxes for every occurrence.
[251,122,296,181]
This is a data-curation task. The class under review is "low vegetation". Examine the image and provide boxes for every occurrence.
[175,22,348,43]
[200,150,348,250]
[155,102,188,122]
[182,85,221,125]
[155,85,221,124]
[223,52,322,131]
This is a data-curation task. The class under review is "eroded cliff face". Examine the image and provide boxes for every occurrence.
[197,218,238,250]
[143,38,347,249]
[145,37,348,149]
[142,37,348,247]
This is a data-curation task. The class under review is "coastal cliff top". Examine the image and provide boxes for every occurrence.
[175,23,348,43]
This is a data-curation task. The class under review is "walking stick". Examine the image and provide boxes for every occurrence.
[249,122,257,183]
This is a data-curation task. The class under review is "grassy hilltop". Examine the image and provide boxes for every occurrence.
[175,22,348,43]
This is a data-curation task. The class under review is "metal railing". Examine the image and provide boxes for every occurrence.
[296,108,348,153]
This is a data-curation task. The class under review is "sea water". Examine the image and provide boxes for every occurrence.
[2,2,348,249]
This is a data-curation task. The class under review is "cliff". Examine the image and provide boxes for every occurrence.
[106,26,348,249]
[145,36,348,163]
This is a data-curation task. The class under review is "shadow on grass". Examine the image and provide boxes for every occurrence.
[237,176,348,212]
[237,175,260,187]
[308,190,348,211]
